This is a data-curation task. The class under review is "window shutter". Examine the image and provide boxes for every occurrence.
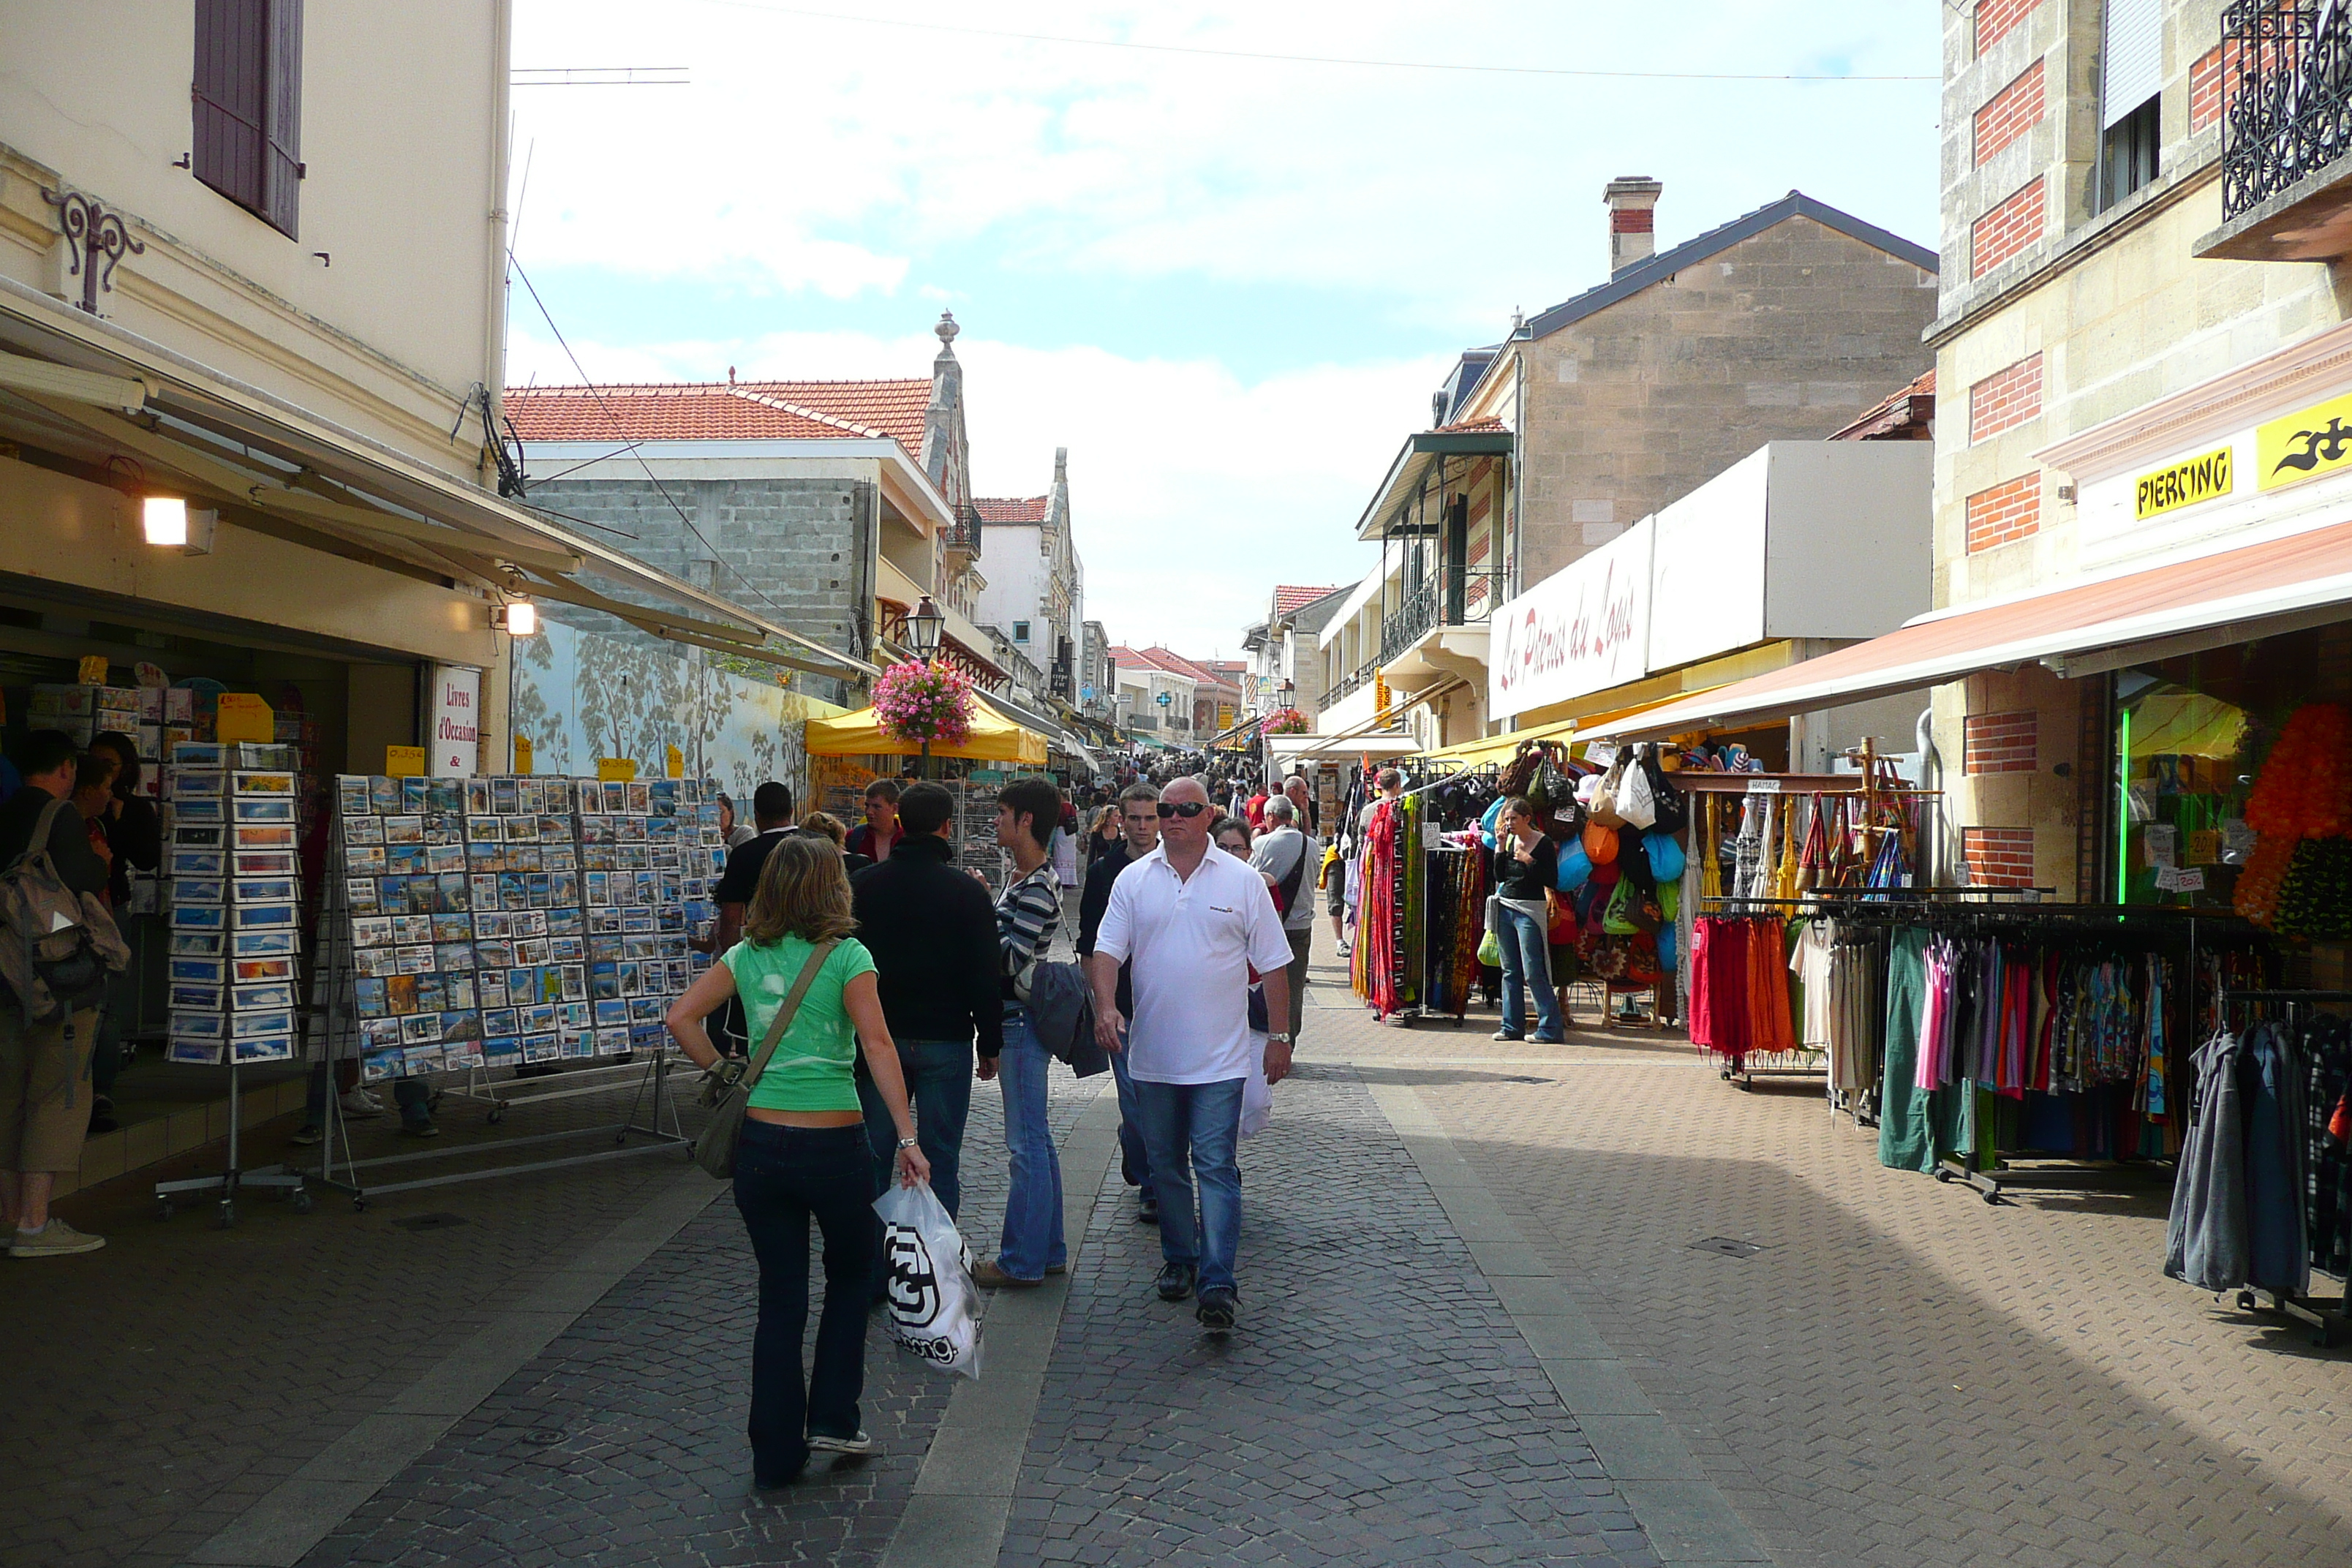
[260,0,304,237]
[2103,0,2162,128]
[192,0,267,213]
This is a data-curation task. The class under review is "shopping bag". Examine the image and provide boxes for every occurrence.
[1241,1058,1273,1139]
[873,1182,984,1379]
[1618,746,1658,829]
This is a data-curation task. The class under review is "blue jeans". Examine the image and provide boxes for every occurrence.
[1497,903,1563,1041]
[857,1039,973,1219]
[732,1121,876,1484]
[1134,1077,1245,1295]
[996,1009,1064,1280]
[1108,1032,1154,1203]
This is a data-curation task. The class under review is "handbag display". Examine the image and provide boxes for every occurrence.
[693,938,837,1180]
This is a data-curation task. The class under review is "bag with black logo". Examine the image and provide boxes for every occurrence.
[874,1180,984,1379]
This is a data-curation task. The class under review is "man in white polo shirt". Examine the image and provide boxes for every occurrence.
[1088,776,1294,1335]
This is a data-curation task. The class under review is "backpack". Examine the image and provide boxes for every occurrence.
[0,795,129,1019]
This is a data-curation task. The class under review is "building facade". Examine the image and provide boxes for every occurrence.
[974,447,1084,708]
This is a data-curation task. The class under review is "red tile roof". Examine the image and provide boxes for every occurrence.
[1433,416,1506,434]
[1272,584,1344,616]
[975,497,1049,524]
[1828,369,1936,442]
[505,379,933,459]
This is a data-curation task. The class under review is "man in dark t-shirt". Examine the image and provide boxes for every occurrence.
[698,780,810,1056]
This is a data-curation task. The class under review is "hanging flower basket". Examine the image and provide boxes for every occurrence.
[872,657,974,749]
[1259,706,1309,736]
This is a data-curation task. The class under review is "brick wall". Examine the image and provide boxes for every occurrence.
[2189,41,2251,135]
[1963,826,2036,888]
[1971,178,2046,279]
[1969,353,2043,442]
[1973,59,2046,165]
[1965,473,2041,552]
[1975,0,2039,56]
[1963,710,2038,774]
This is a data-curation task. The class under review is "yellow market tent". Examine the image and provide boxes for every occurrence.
[804,704,1049,765]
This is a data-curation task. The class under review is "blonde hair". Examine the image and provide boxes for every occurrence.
[743,835,859,946]
[800,810,848,848]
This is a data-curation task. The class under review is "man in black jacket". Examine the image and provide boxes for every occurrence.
[1076,781,1160,1223]
[849,780,1001,1222]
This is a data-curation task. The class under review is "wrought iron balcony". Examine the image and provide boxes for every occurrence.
[1376,566,1504,668]
[2204,0,2352,260]
[946,504,984,556]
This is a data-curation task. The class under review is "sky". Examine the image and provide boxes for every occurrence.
[503,1,1943,659]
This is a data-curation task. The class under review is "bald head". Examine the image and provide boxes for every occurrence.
[1163,776,1209,807]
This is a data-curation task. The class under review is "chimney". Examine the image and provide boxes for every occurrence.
[1604,176,1663,274]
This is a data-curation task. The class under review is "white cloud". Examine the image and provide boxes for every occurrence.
[505,322,1437,654]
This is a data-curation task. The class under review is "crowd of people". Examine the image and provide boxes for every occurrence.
[664,760,1321,1487]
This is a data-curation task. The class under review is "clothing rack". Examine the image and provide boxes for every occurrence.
[2206,988,2352,1348]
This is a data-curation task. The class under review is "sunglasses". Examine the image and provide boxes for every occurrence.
[1155,801,1210,819]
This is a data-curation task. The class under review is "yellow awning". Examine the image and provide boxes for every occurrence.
[804,704,1048,764]
[1412,687,1733,767]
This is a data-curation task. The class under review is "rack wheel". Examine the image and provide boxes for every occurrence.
[216,1200,237,1229]
[487,1105,507,1126]
[353,1197,369,1213]
[1934,1168,1953,1184]
[154,1197,173,1221]
[1980,1189,2002,1206]
[2312,1322,2334,1349]
[289,1189,314,1215]
[2237,1291,2258,1311]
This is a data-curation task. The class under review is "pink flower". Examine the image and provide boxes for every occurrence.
[874,658,974,747]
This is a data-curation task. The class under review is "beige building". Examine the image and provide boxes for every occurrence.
[1599,0,2352,916]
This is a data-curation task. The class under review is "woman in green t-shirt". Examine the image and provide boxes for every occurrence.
[668,835,928,1488]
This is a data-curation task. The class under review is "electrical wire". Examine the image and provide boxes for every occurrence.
[687,1,1937,83]
[505,255,799,627]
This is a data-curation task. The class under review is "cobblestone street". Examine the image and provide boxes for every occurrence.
[12,931,2352,1567]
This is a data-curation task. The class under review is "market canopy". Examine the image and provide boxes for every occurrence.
[804,704,1048,764]
[1581,516,2352,742]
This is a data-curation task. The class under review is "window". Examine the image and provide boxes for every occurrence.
[2096,0,2160,212]
[193,0,304,238]
[1011,620,1030,641]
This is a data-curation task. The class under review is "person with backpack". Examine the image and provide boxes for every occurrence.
[0,730,116,1258]
[1248,795,1321,1048]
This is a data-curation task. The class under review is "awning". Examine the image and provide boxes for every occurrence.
[1412,686,1730,766]
[804,704,1048,764]
[1583,518,2352,740]
[1267,732,1421,762]
[973,690,1098,772]
[0,282,874,681]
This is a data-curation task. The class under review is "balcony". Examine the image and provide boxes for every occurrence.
[1376,566,1502,690]
[945,503,984,559]
[2201,1,2352,260]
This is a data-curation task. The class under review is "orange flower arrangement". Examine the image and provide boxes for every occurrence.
[2245,704,2352,840]
[2234,830,2297,927]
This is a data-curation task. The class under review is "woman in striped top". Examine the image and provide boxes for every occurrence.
[973,774,1067,1289]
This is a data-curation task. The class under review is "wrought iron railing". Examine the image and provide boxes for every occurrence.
[947,504,984,554]
[1316,669,1366,713]
[2220,0,2352,220]
[1376,566,1506,668]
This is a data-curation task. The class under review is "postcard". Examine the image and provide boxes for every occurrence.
[232,929,299,957]
[233,825,297,849]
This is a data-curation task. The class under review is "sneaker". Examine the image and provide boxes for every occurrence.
[1137,1194,1159,1225]
[970,1259,1042,1289]
[806,1429,874,1455]
[10,1219,105,1258]
[1155,1262,1196,1302]
[340,1088,385,1117]
[1529,1034,1567,1046]
[289,1123,324,1147]
[1492,1028,1524,1042]
[1196,1286,1237,1333]
[1044,1262,1067,1276]
[399,1121,440,1139]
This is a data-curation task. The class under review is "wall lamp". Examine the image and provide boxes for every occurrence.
[492,600,540,636]
[142,496,216,554]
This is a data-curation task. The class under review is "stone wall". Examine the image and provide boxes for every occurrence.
[1515,214,1939,588]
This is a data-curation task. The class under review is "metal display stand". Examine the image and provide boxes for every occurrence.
[152,1058,310,1225]
[304,790,693,1210]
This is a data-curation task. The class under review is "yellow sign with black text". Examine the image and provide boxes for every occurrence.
[2259,391,2352,491]
[2134,446,2234,520]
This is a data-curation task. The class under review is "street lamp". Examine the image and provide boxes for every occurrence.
[907,595,946,777]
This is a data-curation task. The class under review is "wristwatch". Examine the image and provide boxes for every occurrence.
[897,1137,919,1150]
[1267,1031,1294,1045]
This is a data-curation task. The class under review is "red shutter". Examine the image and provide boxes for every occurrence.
[191,0,301,239]
[260,0,304,237]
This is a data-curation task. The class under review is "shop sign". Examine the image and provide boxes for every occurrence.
[2134,446,2233,519]
[2258,389,2352,491]
[426,664,481,778]
[1488,522,1653,721]
[216,693,274,744]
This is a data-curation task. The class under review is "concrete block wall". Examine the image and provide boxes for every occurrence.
[1515,215,1937,589]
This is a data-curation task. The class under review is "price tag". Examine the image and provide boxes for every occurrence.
[2187,829,2221,866]
[512,734,534,774]
[665,745,685,780]
[1584,743,1618,769]
[1746,777,1783,794]
[215,692,274,743]
[2155,866,2207,894]
[78,655,110,685]
[384,745,426,779]
[596,758,638,782]
[2145,823,2178,870]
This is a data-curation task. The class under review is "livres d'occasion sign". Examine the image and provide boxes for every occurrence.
[1488,527,1651,721]
[2134,445,2232,520]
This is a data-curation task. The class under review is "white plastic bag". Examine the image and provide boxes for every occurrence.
[1618,745,1659,830]
[873,1181,984,1380]
[1240,1047,1273,1140]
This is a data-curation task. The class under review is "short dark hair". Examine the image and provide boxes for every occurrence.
[998,774,1062,851]
[864,778,902,804]
[751,780,793,823]
[91,730,141,795]
[1118,782,1160,809]
[1376,768,1403,790]
[897,780,954,835]
[18,729,78,780]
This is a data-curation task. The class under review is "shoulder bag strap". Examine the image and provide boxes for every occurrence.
[11,793,69,877]
[739,938,839,1085]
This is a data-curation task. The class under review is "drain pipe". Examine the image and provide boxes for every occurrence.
[1914,705,1943,886]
